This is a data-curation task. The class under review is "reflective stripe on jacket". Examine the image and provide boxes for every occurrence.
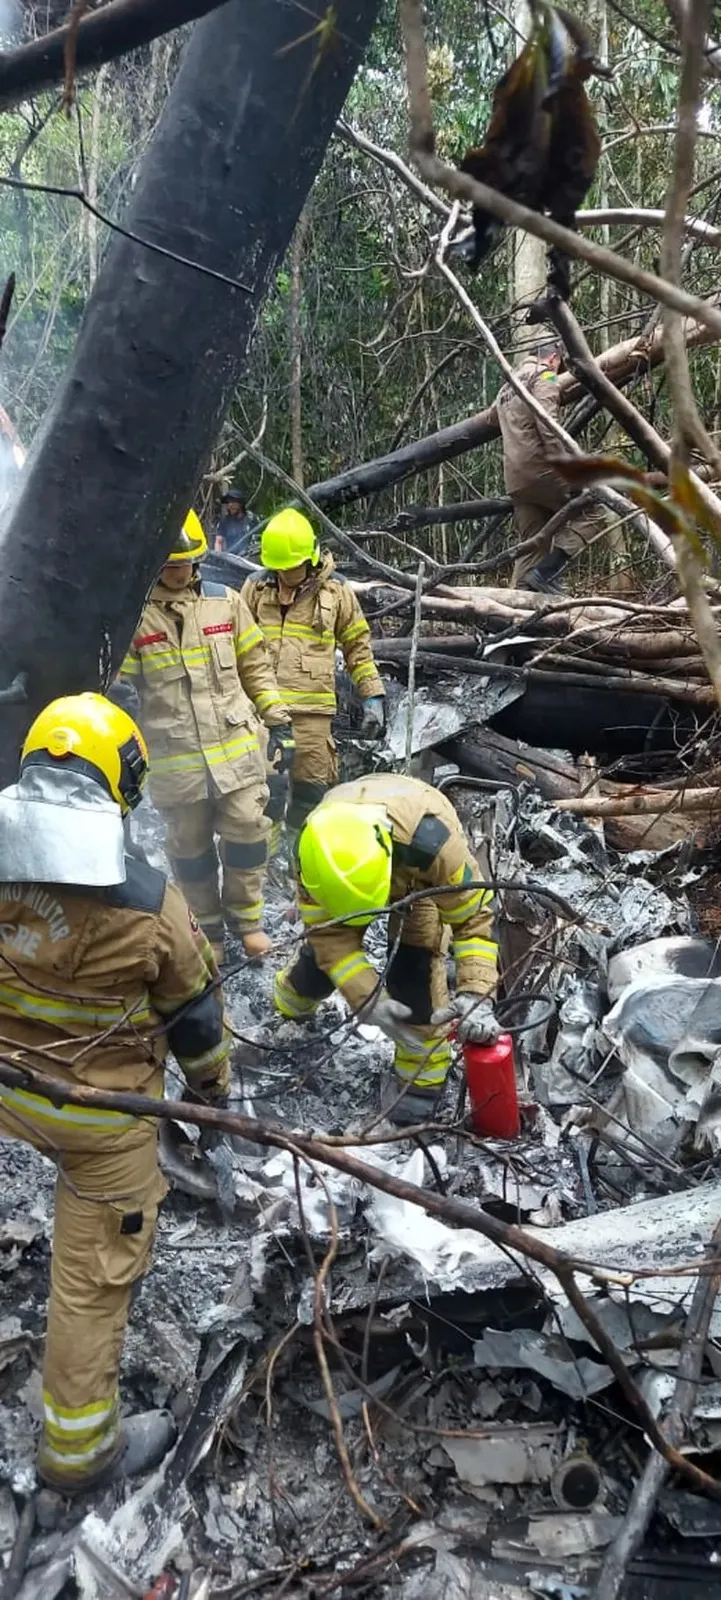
[0,857,230,1121]
[297,775,497,1011]
[241,553,384,717]
[120,577,289,805]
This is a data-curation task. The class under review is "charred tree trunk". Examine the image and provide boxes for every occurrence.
[0,0,380,782]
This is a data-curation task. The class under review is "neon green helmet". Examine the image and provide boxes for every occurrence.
[165,508,208,563]
[298,803,392,926]
[261,507,319,571]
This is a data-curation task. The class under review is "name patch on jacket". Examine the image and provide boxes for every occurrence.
[202,623,233,636]
[135,631,168,647]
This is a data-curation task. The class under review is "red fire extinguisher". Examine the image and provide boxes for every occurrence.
[462,1032,520,1138]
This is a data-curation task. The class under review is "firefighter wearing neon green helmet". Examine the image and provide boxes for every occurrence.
[242,507,385,841]
[0,693,230,1493]
[273,774,499,1126]
[117,510,293,964]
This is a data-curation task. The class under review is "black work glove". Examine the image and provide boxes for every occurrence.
[267,723,295,774]
[265,768,289,823]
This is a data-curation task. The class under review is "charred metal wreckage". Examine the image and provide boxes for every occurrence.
[2,663,721,1600]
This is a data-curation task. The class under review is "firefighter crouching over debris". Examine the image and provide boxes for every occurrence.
[273,775,498,1124]
[118,511,294,963]
[242,508,385,836]
[0,694,231,1492]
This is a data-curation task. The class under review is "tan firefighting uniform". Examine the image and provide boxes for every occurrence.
[0,856,230,1489]
[490,358,606,584]
[241,554,385,831]
[273,776,497,1089]
[120,577,290,944]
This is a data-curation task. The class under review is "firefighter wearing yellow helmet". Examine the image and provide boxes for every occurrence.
[0,693,231,1491]
[273,774,499,1124]
[241,507,385,836]
[118,511,293,963]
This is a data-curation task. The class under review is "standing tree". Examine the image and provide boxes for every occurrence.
[0,0,380,782]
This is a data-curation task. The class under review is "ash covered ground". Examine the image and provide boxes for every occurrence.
[3,781,721,1599]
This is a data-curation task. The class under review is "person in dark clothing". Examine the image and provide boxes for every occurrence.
[214,488,256,556]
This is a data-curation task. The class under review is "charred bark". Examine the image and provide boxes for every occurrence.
[0,0,380,781]
[0,0,230,112]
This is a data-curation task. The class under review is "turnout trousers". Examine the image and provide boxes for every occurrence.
[286,714,339,833]
[511,477,607,585]
[274,899,453,1088]
[162,784,270,944]
[0,1074,166,1489]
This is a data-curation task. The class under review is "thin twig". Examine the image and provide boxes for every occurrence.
[405,558,424,770]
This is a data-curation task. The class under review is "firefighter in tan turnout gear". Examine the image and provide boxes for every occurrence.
[242,508,385,834]
[120,511,294,963]
[0,693,231,1492]
[274,775,498,1124]
[489,339,605,592]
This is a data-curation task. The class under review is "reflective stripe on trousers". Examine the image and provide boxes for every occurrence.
[393,1036,452,1087]
[0,1076,167,1488]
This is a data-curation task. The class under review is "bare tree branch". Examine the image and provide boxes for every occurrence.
[0,0,230,112]
[661,0,721,708]
[398,0,721,339]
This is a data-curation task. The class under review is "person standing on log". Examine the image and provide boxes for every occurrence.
[490,338,605,592]
[0,693,231,1492]
[241,507,386,840]
[118,512,294,965]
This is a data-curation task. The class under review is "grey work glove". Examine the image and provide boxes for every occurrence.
[431,993,501,1046]
[359,696,386,738]
[357,992,418,1048]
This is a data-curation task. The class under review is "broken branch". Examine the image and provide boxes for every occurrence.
[1,1057,721,1501]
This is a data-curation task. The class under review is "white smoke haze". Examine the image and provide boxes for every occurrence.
[0,0,22,45]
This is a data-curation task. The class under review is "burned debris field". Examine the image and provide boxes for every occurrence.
[4,0,721,1592]
[5,702,721,1597]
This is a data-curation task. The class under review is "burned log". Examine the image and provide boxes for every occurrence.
[445,727,696,850]
[309,308,721,510]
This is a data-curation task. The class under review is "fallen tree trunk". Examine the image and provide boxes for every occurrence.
[375,643,716,706]
[0,0,232,112]
[556,786,721,817]
[447,728,696,850]
[310,307,720,508]
[0,0,380,784]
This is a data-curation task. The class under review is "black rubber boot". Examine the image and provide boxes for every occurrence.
[40,1410,177,1495]
[381,1073,443,1127]
[524,548,570,593]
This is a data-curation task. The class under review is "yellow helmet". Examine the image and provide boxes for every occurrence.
[261,508,319,571]
[297,802,392,926]
[22,693,148,814]
[164,508,208,564]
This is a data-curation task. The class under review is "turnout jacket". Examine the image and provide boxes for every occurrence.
[297,775,497,1011]
[241,553,384,718]
[120,577,289,806]
[489,358,570,496]
[0,856,230,1131]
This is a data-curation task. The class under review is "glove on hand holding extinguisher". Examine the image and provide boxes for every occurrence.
[431,992,501,1046]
